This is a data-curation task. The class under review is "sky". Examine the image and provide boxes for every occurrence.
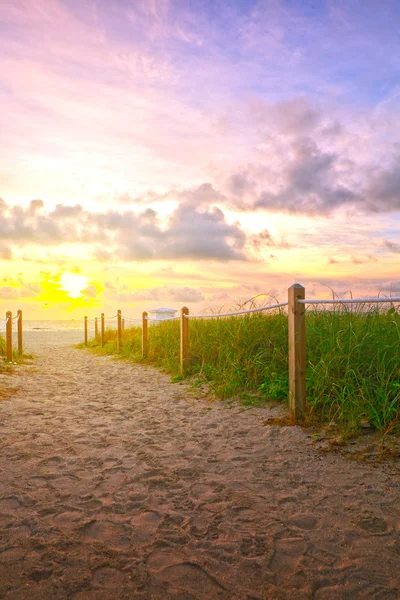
[0,0,399,319]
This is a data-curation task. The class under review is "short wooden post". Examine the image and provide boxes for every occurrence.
[288,284,306,420]
[142,311,148,358]
[95,317,98,339]
[101,313,105,347]
[17,310,23,356]
[180,306,189,375]
[84,316,88,346]
[6,311,12,362]
[122,318,125,334]
[117,310,122,353]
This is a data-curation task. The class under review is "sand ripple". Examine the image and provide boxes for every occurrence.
[0,331,399,599]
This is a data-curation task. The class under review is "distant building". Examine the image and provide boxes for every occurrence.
[148,307,178,322]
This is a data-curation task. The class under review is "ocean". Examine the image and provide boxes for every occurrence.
[22,320,86,332]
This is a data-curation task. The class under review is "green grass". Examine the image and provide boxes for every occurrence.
[80,305,400,437]
[0,334,32,369]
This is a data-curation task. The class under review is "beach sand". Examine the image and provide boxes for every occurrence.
[0,331,399,599]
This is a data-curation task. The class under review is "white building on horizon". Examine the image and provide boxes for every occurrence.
[148,307,178,322]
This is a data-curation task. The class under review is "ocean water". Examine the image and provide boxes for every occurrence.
[0,320,87,350]
[22,320,86,332]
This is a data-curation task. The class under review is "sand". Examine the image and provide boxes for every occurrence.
[0,331,399,599]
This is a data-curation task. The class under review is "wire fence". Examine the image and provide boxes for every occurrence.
[0,316,10,332]
[298,296,400,306]
[83,285,400,420]
[186,301,289,319]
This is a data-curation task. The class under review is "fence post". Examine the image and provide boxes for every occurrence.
[117,310,122,353]
[142,311,148,358]
[17,310,23,356]
[6,311,12,362]
[84,316,88,346]
[180,306,189,375]
[101,313,105,347]
[122,318,125,334]
[288,284,306,420]
[95,317,98,339]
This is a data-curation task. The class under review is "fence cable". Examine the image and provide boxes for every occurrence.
[121,316,142,322]
[146,316,180,322]
[298,297,400,305]
[186,301,289,319]
[0,316,10,331]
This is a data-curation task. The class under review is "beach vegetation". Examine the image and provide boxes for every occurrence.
[0,335,34,372]
[80,303,400,438]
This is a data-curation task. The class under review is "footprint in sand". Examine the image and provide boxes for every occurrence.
[269,536,307,573]
[0,546,26,563]
[355,515,389,534]
[240,533,269,557]
[157,562,227,599]
[80,519,132,549]
[146,547,182,570]
[131,510,162,542]
[92,566,126,588]
[286,514,318,530]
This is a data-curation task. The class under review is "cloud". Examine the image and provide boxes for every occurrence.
[247,96,322,136]
[384,240,400,253]
[20,282,42,297]
[0,242,12,260]
[82,285,98,298]
[116,285,205,303]
[364,161,400,212]
[159,202,245,260]
[0,286,19,300]
[0,196,247,262]
[0,199,93,245]
[0,279,41,300]
[232,137,358,215]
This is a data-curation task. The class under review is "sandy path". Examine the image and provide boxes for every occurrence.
[0,332,399,599]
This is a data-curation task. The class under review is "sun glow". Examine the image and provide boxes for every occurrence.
[59,272,88,298]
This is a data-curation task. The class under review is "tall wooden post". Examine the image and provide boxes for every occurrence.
[142,311,148,358]
[95,317,98,340]
[101,313,105,347]
[6,311,12,362]
[180,306,189,376]
[288,284,306,420]
[84,316,88,346]
[117,310,122,353]
[17,310,23,356]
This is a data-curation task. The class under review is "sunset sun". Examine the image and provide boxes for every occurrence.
[59,272,88,299]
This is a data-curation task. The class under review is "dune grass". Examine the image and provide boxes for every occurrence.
[0,334,31,370]
[81,304,400,436]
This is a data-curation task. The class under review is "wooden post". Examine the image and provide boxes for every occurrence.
[17,310,22,356]
[95,317,98,340]
[122,318,125,334]
[84,316,88,346]
[142,311,148,358]
[288,284,306,420]
[117,310,122,353]
[180,306,189,376]
[101,313,105,347]
[6,311,12,362]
